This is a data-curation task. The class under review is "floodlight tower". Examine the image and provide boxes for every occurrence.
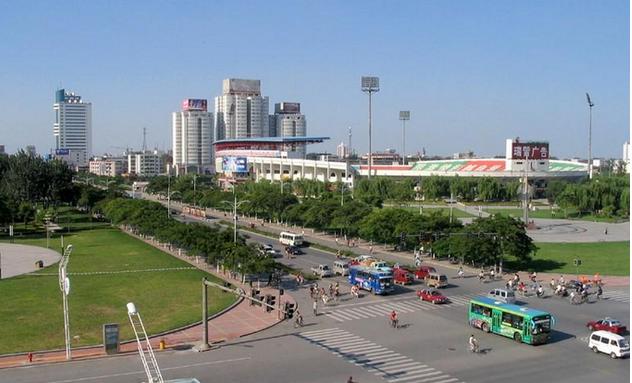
[127,302,164,383]
[58,244,73,360]
[586,93,595,179]
[399,111,410,165]
[361,76,380,179]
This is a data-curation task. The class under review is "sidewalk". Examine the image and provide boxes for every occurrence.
[0,228,293,370]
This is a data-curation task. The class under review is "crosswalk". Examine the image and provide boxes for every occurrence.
[601,290,630,303]
[323,294,478,323]
[298,328,464,383]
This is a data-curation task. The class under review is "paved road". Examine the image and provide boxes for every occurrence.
[0,243,61,279]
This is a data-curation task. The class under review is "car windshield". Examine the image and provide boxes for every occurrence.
[322,265,329,270]
[439,275,447,281]
[609,320,621,326]
[620,339,630,348]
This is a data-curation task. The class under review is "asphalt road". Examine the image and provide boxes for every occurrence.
[12,198,625,383]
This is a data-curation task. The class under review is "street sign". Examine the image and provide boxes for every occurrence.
[103,323,120,354]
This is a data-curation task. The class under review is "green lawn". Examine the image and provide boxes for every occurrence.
[506,241,630,276]
[0,228,236,354]
[485,208,627,223]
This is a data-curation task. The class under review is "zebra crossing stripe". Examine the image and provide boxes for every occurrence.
[381,302,416,313]
[373,304,404,313]
[299,329,464,383]
[388,370,443,382]
[345,307,375,318]
[351,306,382,317]
[324,312,347,322]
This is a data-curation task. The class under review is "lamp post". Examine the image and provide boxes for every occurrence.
[399,111,410,165]
[361,76,380,179]
[192,174,198,208]
[586,93,595,179]
[223,187,249,243]
[59,244,73,360]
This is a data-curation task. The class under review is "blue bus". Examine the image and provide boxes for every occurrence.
[348,266,394,295]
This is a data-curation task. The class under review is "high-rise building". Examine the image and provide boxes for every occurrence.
[172,99,214,175]
[53,89,92,167]
[623,141,631,173]
[0,145,5,155]
[336,142,349,158]
[270,102,307,157]
[214,79,269,141]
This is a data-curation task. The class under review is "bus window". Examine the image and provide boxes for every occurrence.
[471,303,491,317]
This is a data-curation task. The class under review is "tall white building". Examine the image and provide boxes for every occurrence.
[172,99,213,175]
[623,141,631,173]
[53,89,92,167]
[336,142,349,158]
[214,79,269,140]
[128,151,163,177]
[270,102,307,157]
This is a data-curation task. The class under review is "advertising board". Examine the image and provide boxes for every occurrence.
[182,99,208,111]
[55,148,70,156]
[511,142,549,160]
[222,157,248,173]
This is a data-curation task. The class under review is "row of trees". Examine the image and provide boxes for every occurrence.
[555,176,629,217]
[0,152,76,225]
[102,198,276,276]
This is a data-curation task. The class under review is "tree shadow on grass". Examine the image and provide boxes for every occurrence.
[505,259,567,273]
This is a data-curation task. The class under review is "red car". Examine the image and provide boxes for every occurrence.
[587,318,627,334]
[413,266,437,280]
[393,267,414,285]
[417,289,449,304]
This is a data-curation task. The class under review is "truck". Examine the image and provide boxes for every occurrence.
[311,264,333,278]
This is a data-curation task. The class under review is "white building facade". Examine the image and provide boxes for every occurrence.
[172,99,213,174]
[128,152,162,177]
[214,79,269,140]
[53,89,92,167]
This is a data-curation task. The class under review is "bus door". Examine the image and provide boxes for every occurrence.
[523,319,532,343]
[491,310,502,333]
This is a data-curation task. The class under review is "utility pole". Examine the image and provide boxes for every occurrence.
[192,174,197,208]
[523,152,529,226]
[167,170,171,218]
[223,187,249,243]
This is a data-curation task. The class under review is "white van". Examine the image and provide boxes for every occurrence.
[279,232,304,247]
[488,288,516,304]
[333,260,350,276]
[588,331,630,359]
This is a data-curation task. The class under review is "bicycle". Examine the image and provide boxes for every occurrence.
[390,318,399,329]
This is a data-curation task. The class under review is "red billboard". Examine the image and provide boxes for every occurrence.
[511,142,549,160]
[182,99,208,111]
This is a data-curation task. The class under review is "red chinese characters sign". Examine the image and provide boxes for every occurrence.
[511,142,549,160]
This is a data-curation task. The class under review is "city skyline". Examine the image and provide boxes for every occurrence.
[0,1,628,159]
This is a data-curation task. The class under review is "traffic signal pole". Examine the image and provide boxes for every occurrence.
[200,278,293,351]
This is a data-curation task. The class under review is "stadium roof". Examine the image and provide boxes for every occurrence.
[213,136,329,145]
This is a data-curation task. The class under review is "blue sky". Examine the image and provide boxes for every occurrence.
[0,0,628,158]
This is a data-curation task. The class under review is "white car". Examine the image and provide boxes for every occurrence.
[588,330,630,359]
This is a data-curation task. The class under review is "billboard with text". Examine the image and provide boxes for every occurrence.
[222,157,248,173]
[511,142,549,160]
[182,99,208,111]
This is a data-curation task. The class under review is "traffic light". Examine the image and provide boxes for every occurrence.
[285,302,295,319]
[266,295,276,312]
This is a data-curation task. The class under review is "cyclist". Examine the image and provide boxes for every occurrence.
[389,310,399,328]
[457,267,464,278]
[469,334,479,353]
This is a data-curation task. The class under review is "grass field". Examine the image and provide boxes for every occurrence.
[505,241,630,276]
[484,208,627,223]
[0,228,236,354]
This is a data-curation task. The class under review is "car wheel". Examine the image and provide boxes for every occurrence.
[588,325,594,331]
[481,322,490,333]
[610,352,617,359]
[513,333,522,343]
[592,346,599,353]
[432,300,436,304]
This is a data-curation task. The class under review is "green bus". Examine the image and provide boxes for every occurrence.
[468,296,554,345]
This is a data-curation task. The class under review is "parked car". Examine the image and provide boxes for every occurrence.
[417,288,449,304]
[393,267,414,285]
[413,266,437,280]
[588,330,630,359]
[587,318,627,334]
[262,244,274,251]
[311,264,333,278]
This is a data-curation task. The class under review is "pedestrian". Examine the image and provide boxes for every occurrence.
[313,298,318,315]
[369,246,373,255]
[457,266,464,278]
[597,284,603,299]
[478,270,485,283]
[347,376,354,383]
[336,237,339,246]
[604,227,608,235]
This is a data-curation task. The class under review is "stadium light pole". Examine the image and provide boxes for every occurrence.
[399,111,410,165]
[361,76,380,179]
[586,93,595,179]
[59,245,73,360]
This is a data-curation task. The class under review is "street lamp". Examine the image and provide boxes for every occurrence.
[340,183,350,207]
[399,111,410,165]
[222,187,250,243]
[586,93,595,179]
[361,76,380,179]
[59,244,73,360]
